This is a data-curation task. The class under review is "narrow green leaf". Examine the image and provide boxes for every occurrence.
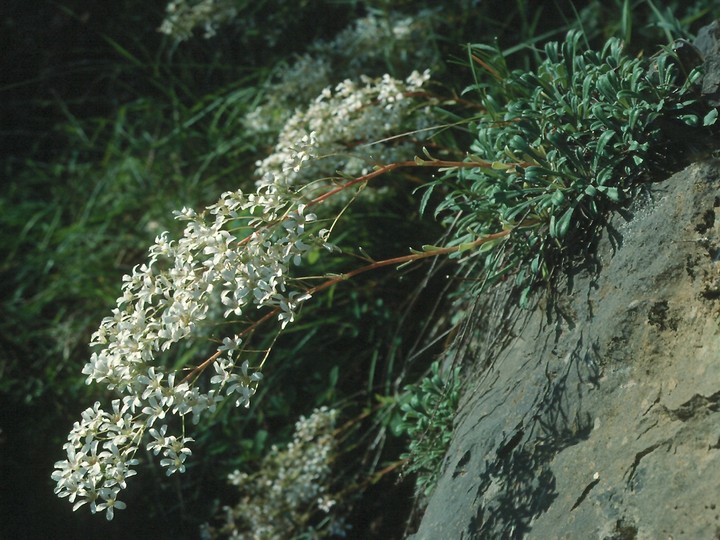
[416,183,436,216]
[598,186,621,201]
[595,130,615,159]
[551,190,565,206]
[551,206,574,239]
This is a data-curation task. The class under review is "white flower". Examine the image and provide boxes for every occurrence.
[158,0,238,42]
[147,425,169,455]
[406,68,432,89]
[224,360,262,408]
[138,367,164,401]
[95,488,126,521]
[217,408,341,537]
[318,495,336,512]
[159,436,193,475]
[254,70,435,200]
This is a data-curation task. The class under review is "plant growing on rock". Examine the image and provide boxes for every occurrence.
[49,143,502,519]
[429,30,718,303]
[49,67,467,520]
[49,5,720,532]
[399,361,462,498]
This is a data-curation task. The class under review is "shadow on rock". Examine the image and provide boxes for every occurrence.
[468,337,598,538]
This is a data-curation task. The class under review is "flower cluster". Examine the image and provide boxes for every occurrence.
[158,0,238,41]
[53,178,333,518]
[242,10,442,138]
[309,10,441,74]
[57,4,441,518]
[204,407,348,539]
[242,55,333,138]
[255,70,433,199]
[51,400,140,520]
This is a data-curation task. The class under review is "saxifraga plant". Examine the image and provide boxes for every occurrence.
[391,21,718,507]
[428,30,717,303]
[46,9,720,530]
[204,407,348,539]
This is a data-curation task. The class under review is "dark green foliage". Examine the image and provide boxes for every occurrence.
[399,361,461,497]
[437,30,717,302]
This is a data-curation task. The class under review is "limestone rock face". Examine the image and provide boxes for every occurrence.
[408,159,720,539]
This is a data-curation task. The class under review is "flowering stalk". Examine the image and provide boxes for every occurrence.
[205,407,347,539]
[50,141,527,519]
[51,180,328,518]
[50,141,526,519]
[254,70,438,202]
[51,45,529,521]
[307,156,489,207]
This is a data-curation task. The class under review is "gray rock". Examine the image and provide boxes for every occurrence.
[695,20,720,105]
[407,160,720,539]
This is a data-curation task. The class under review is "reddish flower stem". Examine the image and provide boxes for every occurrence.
[305,228,512,298]
[186,157,521,381]
[307,158,492,207]
[181,308,279,384]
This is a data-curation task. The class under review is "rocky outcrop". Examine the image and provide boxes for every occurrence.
[408,158,720,539]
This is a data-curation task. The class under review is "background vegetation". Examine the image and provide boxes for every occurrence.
[1,1,718,538]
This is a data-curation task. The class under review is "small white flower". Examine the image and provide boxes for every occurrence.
[159,436,193,476]
[141,396,167,427]
[95,488,126,521]
[147,425,169,455]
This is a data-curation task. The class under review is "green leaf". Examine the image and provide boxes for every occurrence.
[551,206,574,239]
[416,182,436,216]
[680,114,699,126]
[328,365,339,387]
[598,186,622,201]
[492,161,515,170]
[703,108,718,127]
[595,130,615,160]
[530,254,542,275]
[477,238,501,254]
[621,0,632,44]
[306,249,320,265]
[550,190,565,206]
